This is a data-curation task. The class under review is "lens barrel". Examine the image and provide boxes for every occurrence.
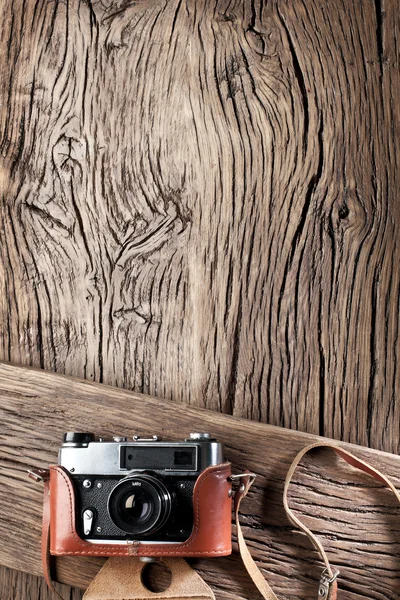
[108,473,172,536]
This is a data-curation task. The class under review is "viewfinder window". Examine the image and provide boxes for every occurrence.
[174,450,194,467]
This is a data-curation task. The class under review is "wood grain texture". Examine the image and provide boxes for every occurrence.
[1,0,399,598]
[1,364,400,600]
[0,566,83,600]
[1,0,399,452]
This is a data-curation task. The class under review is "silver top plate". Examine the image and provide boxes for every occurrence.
[59,439,224,475]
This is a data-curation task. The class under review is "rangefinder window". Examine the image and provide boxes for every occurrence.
[120,445,197,471]
[174,450,194,467]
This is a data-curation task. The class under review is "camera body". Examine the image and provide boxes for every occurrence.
[57,432,227,548]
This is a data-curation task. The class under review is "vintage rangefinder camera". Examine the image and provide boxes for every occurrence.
[49,432,232,557]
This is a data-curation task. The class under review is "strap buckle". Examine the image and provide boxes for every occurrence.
[27,468,49,483]
[318,568,339,598]
[229,472,257,492]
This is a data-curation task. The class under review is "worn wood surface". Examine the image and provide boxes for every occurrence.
[1,0,400,452]
[0,565,83,600]
[0,364,400,600]
[1,0,399,598]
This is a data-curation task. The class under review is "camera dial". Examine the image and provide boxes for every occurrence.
[108,473,172,536]
[63,432,95,445]
[187,432,216,441]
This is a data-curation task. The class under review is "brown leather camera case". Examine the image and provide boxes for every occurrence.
[49,462,232,557]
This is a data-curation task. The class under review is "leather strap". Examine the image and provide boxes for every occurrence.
[234,442,400,600]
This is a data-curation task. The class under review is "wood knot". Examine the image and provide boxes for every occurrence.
[52,135,86,180]
[115,199,189,268]
[338,203,350,221]
[245,19,281,60]
[218,12,236,23]
[218,55,243,99]
[329,188,368,235]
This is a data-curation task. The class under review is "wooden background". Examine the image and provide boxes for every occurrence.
[0,0,399,598]
[1,364,400,600]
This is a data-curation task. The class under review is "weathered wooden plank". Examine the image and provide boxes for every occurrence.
[1,0,399,455]
[0,566,83,600]
[0,363,399,599]
[1,0,399,598]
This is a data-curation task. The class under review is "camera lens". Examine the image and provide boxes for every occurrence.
[108,474,172,536]
[123,489,151,520]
